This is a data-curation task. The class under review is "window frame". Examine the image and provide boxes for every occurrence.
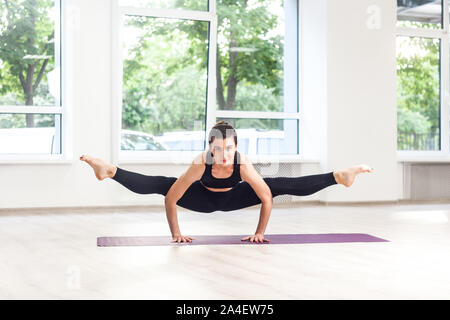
[0,0,70,164]
[113,0,303,164]
[397,0,450,162]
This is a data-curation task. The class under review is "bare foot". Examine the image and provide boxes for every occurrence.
[80,155,117,181]
[333,164,374,187]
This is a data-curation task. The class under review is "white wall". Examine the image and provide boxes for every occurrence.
[0,0,402,209]
[326,0,398,202]
[302,0,398,202]
[299,0,328,164]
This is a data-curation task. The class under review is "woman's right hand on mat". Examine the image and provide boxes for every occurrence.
[171,234,195,243]
[241,233,270,243]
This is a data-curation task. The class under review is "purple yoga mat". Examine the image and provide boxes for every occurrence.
[97,233,388,247]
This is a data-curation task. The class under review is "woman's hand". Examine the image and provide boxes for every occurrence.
[171,234,195,243]
[241,233,270,243]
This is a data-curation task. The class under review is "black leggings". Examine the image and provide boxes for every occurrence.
[112,167,337,213]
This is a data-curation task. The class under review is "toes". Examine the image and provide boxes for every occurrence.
[359,165,373,173]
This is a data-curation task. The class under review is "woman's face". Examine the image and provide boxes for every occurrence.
[210,137,236,165]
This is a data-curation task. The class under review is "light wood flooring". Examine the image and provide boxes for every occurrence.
[1,202,450,299]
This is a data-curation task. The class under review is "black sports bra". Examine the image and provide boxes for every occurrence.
[200,151,242,189]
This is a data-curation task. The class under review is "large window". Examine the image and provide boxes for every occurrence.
[114,0,299,161]
[397,0,447,153]
[0,0,62,156]
[121,15,209,152]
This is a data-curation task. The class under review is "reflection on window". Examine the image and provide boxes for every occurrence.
[0,113,61,154]
[397,0,442,28]
[217,118,298,155]
[0,0,61,109]
[397,36,440,151]
[121,15,208,152]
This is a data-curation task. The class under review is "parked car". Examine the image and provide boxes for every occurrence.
[153,128,286,154]
[121,129,168,151]
[154,130,206,151]
[0,127,286,155]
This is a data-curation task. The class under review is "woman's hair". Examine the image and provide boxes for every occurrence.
[208,120,237,146]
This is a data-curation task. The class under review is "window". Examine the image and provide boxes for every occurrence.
[397,0,448,154]
[0,0,63,157]
[121,15,209,152]
[114,0,299,161]
[217,117,298,155]
[118,0,208,11]
[397,0,442,29]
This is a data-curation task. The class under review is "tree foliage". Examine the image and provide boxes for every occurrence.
[397,35,440,139]
[0,0,56,127]
[122,0,285,135]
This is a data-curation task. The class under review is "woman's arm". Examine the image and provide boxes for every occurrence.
[239,154,273,243]
[165,152,205,242]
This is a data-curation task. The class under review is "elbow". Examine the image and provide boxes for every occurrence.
[262,188,273,204]
[261,195,273,205]
[165,196,176,206]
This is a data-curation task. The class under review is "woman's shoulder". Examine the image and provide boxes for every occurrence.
[192,151,208,166]
[237,152,250,165]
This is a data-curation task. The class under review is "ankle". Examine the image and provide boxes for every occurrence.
[333,171,341,184]
[108,165,118,179]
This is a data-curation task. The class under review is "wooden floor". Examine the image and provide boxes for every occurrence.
[1,202,450,299]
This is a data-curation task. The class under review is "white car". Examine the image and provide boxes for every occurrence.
[121,129,169,151]
[0,128,169,154]
[0,127,286,154]
[154,128,286,154]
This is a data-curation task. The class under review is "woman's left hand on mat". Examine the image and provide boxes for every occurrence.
[241,233,270,243]
[171,234,195,243]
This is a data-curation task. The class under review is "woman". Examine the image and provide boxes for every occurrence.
[80,121,373,244]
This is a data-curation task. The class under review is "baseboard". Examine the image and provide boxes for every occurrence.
[1,199,450,215]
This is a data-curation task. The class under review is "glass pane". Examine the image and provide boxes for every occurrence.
[397,0,442,29]
[0,0,61,106]
[216,0,297,112]
[397,36,440,151]
[118,0,207,11]
[121,16,209,152]
[216,118,298,155]
[0,113,62,154]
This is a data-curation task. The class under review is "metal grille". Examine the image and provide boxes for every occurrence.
[254,162,303,204]
[409,164,450,200]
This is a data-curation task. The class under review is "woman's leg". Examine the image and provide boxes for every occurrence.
[112,167,177,196]
[219,165,374,211]
[111,169,337,212]
[112,168,217,213]
[80,155,177,195]
[264,172,338,198]
[80,155,217,212]
[218,172,337,212]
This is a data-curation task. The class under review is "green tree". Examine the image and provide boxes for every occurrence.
[397,35,440,150]
[0,0,55,127]
[122,0,284,134]
[122,19,209,134]
[215,0,283,110]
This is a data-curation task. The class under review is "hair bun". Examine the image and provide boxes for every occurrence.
[208,120,237,145]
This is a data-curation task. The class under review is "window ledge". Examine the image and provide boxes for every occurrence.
[118,153,320,165]
[0,156,73,165]
[398,157,450,163]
